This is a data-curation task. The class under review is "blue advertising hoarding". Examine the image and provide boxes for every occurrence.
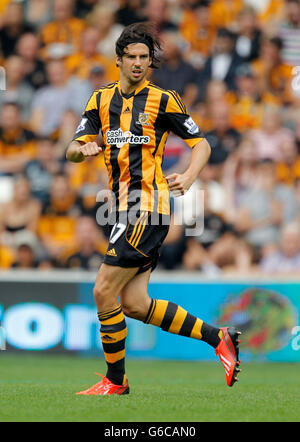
[0,274,299,361]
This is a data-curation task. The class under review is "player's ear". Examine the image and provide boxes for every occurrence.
[116,56,121,68]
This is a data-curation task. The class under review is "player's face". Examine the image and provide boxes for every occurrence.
[118,43,152,85]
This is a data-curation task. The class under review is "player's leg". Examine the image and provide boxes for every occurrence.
[94,263,138,385]
[119,268,152,320]
[120,270,222,347]
[76,263,138,395]
[120,268,241,387]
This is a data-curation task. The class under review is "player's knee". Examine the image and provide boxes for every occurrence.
[93,278,112,305]
[121,302,147,321]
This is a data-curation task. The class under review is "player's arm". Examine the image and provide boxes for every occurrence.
[166,138,211,195]
[66,90,102,163]
[163,90,211,195]
[66,140,102,163]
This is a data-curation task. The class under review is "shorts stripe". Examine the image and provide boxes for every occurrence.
[128,212,144,244]
[132,216,147,247]
[128,211,148,246]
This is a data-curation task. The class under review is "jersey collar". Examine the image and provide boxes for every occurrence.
[118,80,149,98]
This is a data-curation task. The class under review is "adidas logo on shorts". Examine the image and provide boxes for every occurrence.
[107,248,117,257]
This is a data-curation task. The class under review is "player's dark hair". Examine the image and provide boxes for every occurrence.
[115,22,161,68]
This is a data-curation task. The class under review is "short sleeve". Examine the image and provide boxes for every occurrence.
[72,90,101,144]
[164,91,204,148]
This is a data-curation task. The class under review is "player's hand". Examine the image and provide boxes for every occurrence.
[79,142,102,157]
[166,173,192,197]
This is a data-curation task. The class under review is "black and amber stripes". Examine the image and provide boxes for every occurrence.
[144,299,204,340]
[73,80,204,215]
[98,305,127,385]
[127,211,149,249]
[167,89,187,114]
[144,299,223,347]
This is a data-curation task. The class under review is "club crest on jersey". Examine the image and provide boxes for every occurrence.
[106,129,150,148]
[136,112,149,126]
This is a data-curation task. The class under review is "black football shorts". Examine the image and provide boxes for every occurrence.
[103,210,170,274]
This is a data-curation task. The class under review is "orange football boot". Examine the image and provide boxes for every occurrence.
[75,373,129,395]
[215,327,241,387]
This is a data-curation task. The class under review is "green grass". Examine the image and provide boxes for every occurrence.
[0,354,299,422]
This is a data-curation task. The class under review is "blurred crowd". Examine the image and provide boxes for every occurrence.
[1,0,300,275]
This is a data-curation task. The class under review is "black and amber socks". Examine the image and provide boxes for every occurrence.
[98,305,127,386]
[144,299,222,348]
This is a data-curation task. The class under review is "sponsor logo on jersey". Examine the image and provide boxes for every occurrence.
[106,129,150,148]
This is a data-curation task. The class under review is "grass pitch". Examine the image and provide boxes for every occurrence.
[0,354,299,422]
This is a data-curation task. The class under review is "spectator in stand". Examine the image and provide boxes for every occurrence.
[58,216,107,270]
[89,65,108,90]
[0,54,35,120]
[11,230,46,269]
[278,0,300,67]
[230,63,265,132]
[39,0,86,56]
[66,149,108,219]
[233,159,298,261]
[200,27,243,92]
[51,110,81,160]
[144,0,175,32]
[209,0,244,30]
[248,105,295,161]
[65,26,118,82]
[87,5,124,60]
[235,6,262,62]
[181,184,253,274]
[38,174,79,259]
[24,137,62,203]
[30,59,74,136]
[151,30,199,108]
[179,0,217,70]
[0,103,37,175]
[0,1,34,58]
[15,33,48,90]
[0,175,41,248]
[295,118,300,153]
[0,239,14,269]
[251,36,294,105]
[259,222,300,274]
[24,0,52,30]
[75,0,99,19]
[257,0,285,34]
[191,80,231,132]
[205,100,241,164]
[276,136,300,185]
[161,155,230,272]
[116,0,146,27]
[0,0,11,17]
[222,136,258,225]
[158,214,186,271]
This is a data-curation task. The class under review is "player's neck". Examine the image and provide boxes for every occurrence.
[119,75,147,96]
